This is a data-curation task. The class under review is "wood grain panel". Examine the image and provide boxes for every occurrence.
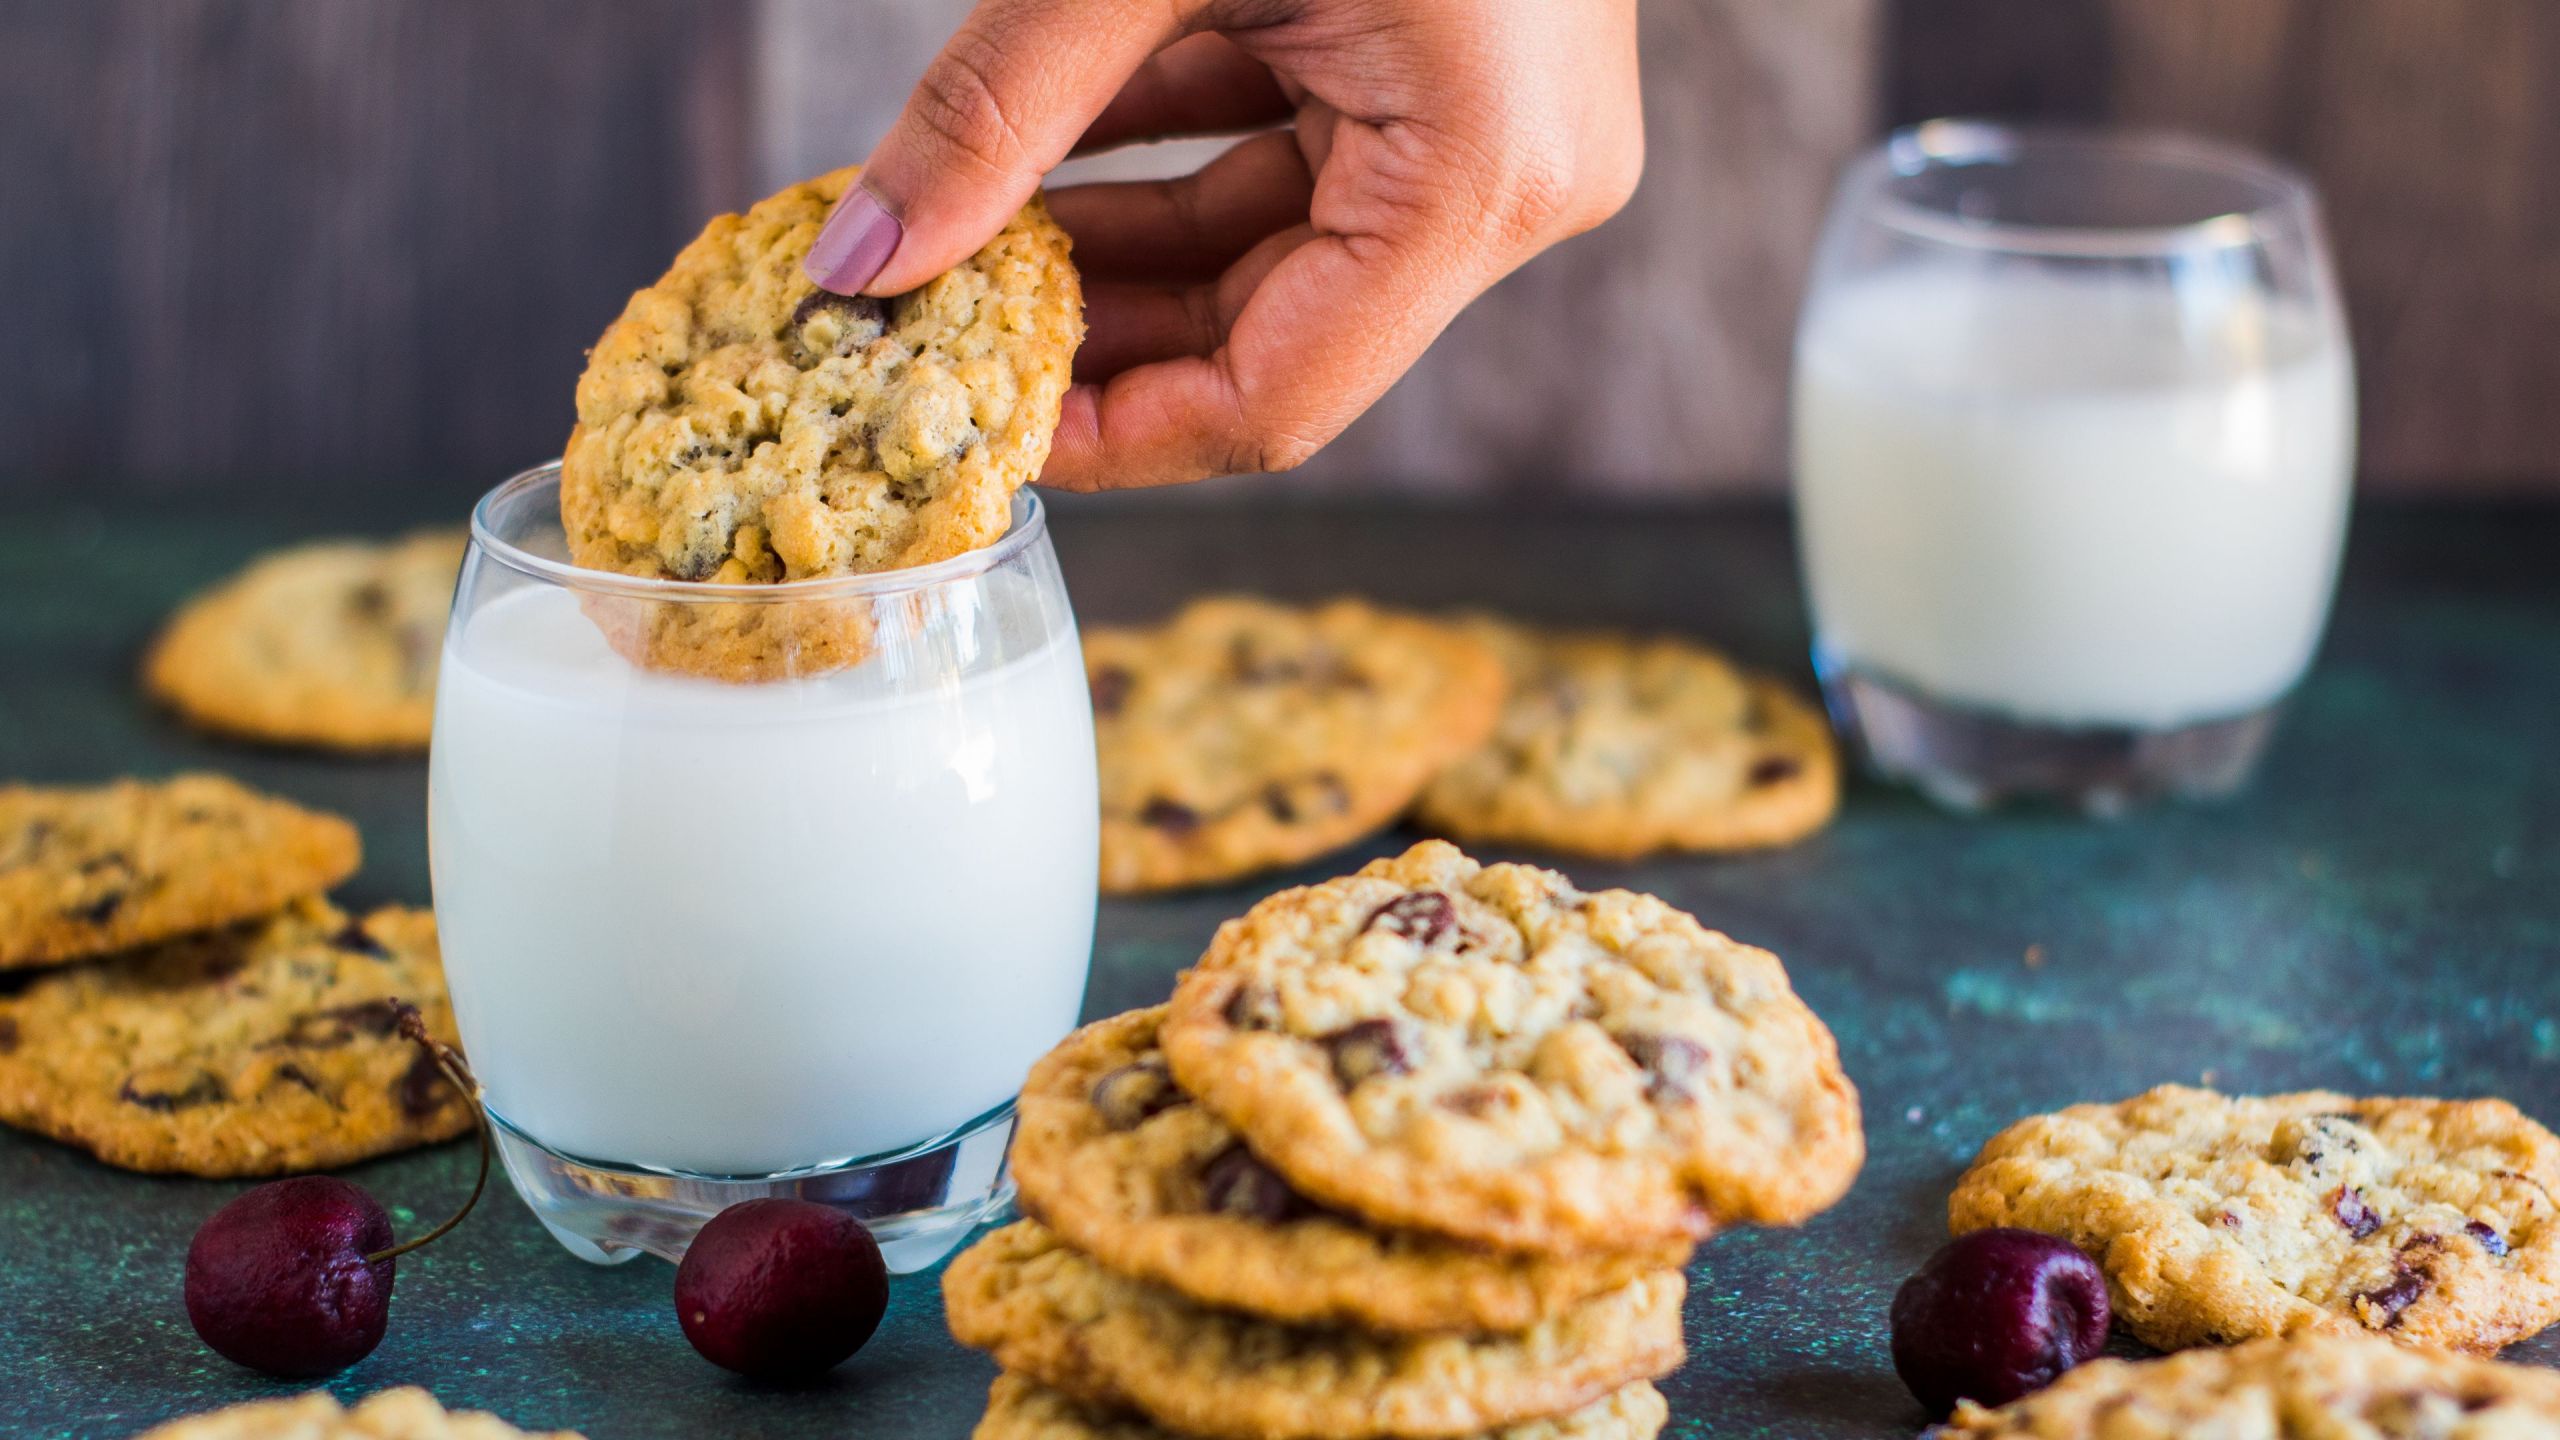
[1887,0,2560,494]
[0,0,750,505]
[5,1,2556,502]
[2097,0,2560,491]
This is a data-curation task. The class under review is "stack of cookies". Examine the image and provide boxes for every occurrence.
[948,840,1867,1439]
[1086,598,1843,896]
[0,773,470,1175]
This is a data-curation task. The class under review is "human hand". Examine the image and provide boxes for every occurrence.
[805,0,1645,491]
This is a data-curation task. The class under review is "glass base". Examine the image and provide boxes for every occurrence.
[1819,661,2283,816]
[487,1101,1018,1273]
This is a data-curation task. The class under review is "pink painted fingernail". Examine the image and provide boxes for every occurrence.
[804,185,903,295]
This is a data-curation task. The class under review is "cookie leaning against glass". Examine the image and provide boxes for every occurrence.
[1158,840,1864,1253]
[1950,1085,2560,1355]
[561,165,1082,680]
[1009,1005,1693,1334]
[1087,597,1506,895]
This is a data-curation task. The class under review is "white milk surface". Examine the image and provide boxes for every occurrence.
[428,585,1097,1176]
[1795,268,2354,728]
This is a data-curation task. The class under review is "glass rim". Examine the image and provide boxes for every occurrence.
[467,460,1051,603]
[1859,119,2320,258]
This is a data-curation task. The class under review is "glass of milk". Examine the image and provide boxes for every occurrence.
[1794,122,2355,813]
[427,462,1097,1270]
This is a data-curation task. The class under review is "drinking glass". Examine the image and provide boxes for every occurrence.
[1793,122,2355,813]
[428,462,1097,1270]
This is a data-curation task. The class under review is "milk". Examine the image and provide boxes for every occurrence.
[1794,268,2354,729]
[427,585,1097,1177]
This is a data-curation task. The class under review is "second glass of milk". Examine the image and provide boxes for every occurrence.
[428,463,1097,1270]
[1794,122,2355,813]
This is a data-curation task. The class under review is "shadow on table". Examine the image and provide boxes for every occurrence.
[1753,1362,1926,1431]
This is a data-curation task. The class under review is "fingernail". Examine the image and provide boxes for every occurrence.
[804,184,903,295]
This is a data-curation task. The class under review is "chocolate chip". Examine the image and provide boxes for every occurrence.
[2279,1113,2369,1171]
[1364,892,1454,945]
[667,545,724,583]
[2,820,56,867]
[1138,797,1201,837]
[1227,637,1300,684]
[2332,1186,2380,1239]
[1198,1145,1306,1222]
[346,581,390,619]
[788,288,889,351]
[1320,1018,1414,1089]
[67,891,125,926]
[2466,1220,2510,1257]
[330,921,391,959]
[396,1049,451,1119]
[1222,983,1285,1032]
[1747,756,1801,786]
[199,946,250,984]
[2358,1268,2432,1328]
[1265,773,1349,823]
[1088,665,1133,717]
[275,1063,328,1098]
[277,999,406,1048]
[1442,1084,1508,1118]
[120,1073,227,1113]
[0,1017,17,1053]
[1618,1031,1710,1102]
[1089,1062,1180,1130]
[329,999,406,1036]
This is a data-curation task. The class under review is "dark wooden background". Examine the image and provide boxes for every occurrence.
[3,0,2553,510]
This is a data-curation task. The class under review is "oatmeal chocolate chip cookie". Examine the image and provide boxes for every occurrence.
[944,1221,1685,1440]
[562,164,1077,581]
[1088,598,1505,895]
[0,773,361,971]
[973,1373,1671,1440]
[1949,1085,2560,1355]
[1413,621,1838,859]
[137,1388,583,1440]
[145,529,465,750]
[1932,1331,2560,1437]
[1158,841,1863,1253]
[1012,1007,1692,1334]
[0,896,470,1175]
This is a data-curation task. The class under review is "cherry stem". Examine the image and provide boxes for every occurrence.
[366,1002,490,1265]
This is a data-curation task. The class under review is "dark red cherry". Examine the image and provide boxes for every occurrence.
[674,1199,889,1381]
[1889,1228,2111,1418]
[184,1176,395,1378]
[180,1004,487,1380]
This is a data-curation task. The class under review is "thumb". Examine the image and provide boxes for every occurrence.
[810,0,1182,297]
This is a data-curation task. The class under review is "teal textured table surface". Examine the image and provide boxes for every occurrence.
[1,499,2555,1438]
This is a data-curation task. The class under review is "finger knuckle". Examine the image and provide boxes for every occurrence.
[1504,151,1578,239]
[911,30,1028,177]
[1239,420,1326,474]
